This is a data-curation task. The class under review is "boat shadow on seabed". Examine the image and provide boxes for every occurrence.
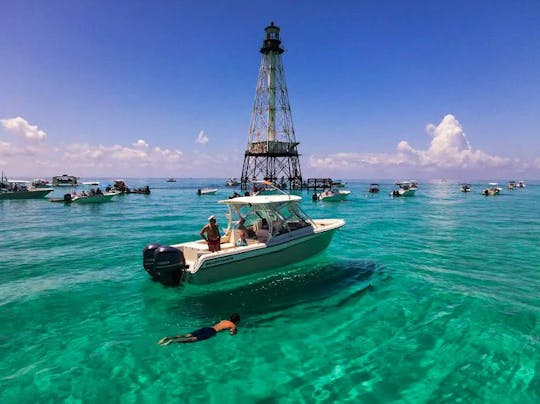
[160,260,387,319]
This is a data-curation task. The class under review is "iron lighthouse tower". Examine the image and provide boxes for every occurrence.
[241,22,302,190]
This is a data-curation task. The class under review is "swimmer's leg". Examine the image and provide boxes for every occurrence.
[158,333,194,345]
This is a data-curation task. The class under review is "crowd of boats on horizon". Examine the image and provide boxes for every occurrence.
[0,171,529,203]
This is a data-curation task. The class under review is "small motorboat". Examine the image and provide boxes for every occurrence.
[507,181,516,190]
[517,180,526,188]
[391,181,416,197]
[82,181,100,186]
[481,183,502,196]
[32,178,50,188]
[52,174,79,187]
[331,179,346,188]
[51,189,116,204]
[225,178,240,186]
[1,174,54,200]
[460,183,471,192]
[197,188,218,195]
[312,188,351,202]
[166,178,176,182]
[142,189,345,287]
[368,183,380,193]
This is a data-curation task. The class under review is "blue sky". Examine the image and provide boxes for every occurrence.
[1,0,539,179]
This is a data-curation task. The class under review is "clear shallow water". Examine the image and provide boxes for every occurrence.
[1,179,538,402]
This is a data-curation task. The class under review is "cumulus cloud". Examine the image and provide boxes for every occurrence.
[63,143,183,165]
[0,117,46,141]
[196,130,209,145]
[309,114,517,176]
[133,139,149,148]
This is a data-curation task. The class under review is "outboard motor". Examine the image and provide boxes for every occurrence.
[142,243,162,278]
[153,246,186,286]
[63,193,72,203]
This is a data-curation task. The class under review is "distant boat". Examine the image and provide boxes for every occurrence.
[32,178,50,188]
[225,178,240,186]
[51,189,116,204]
[517,180,526,188]
[312,188,351,202]
[481,183,501,196]
[391,181,416,197]
[197,188,218,195]
[52,174,78,187]
[166,178,176,182]
[460,183,471,192]
[1,174,53,200]
[507,181,516,190]
[368,183,380,193]
[331,179,346,188]
[82,181,100,186]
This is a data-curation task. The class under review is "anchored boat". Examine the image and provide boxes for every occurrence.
[1,174,53,200]
[143,193,345,287]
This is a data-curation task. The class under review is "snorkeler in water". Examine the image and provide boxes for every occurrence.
[158,313,240,345]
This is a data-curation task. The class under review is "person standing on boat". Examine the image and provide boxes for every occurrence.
[158,314,240,345]
[200,215,221,252]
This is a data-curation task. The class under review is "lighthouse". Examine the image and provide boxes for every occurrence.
[240,22,302,190]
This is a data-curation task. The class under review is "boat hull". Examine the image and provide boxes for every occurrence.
[186,225,341,285]
[72,194,115,204]
[0,189,53,200]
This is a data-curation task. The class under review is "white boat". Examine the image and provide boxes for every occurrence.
[197,188,218,195]
[482,183,502,196]
[391,181,416,197]
[368,183,380,193]
[32,178,50,188]
[143,193,346,286]
[517,180,526,188]
[313,188,351,202]
[225,178,240,186]
[71,192,115,204]
[331,179,347,188]
[166,178,176,182]
[460,183,472,192]
[52,174,78,187]
[1,174,54,200]
[82,181,100,186]
[507,181,516,190]
[51,189,116,204]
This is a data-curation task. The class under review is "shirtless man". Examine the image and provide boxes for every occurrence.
[200,215,221,252]
[158,314,240,345]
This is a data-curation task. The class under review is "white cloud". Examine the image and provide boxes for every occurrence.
[0,140,11,154]
[309,114,518,176]
[1,116,46,141]
[133,139,149,148]
[196,130,209,145]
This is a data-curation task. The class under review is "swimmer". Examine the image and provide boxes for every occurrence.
[158,313,240,345]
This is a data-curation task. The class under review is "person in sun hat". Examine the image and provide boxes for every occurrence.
[200,215,221,252]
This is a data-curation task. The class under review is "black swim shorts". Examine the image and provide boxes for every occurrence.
[192,327,217,340]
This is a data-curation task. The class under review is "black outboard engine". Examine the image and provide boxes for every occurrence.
[143,245,186,286]
[142,243,162,278]
[63,193,72,203]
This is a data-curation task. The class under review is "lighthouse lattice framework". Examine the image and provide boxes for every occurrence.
[241,22,302,190]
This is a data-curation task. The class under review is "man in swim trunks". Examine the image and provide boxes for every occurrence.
[200,215,221,252]
[158,313,240,345]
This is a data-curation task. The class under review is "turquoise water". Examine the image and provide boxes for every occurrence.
[1,179,538,402]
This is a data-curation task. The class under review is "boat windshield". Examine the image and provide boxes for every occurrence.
[226,200,312,241]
